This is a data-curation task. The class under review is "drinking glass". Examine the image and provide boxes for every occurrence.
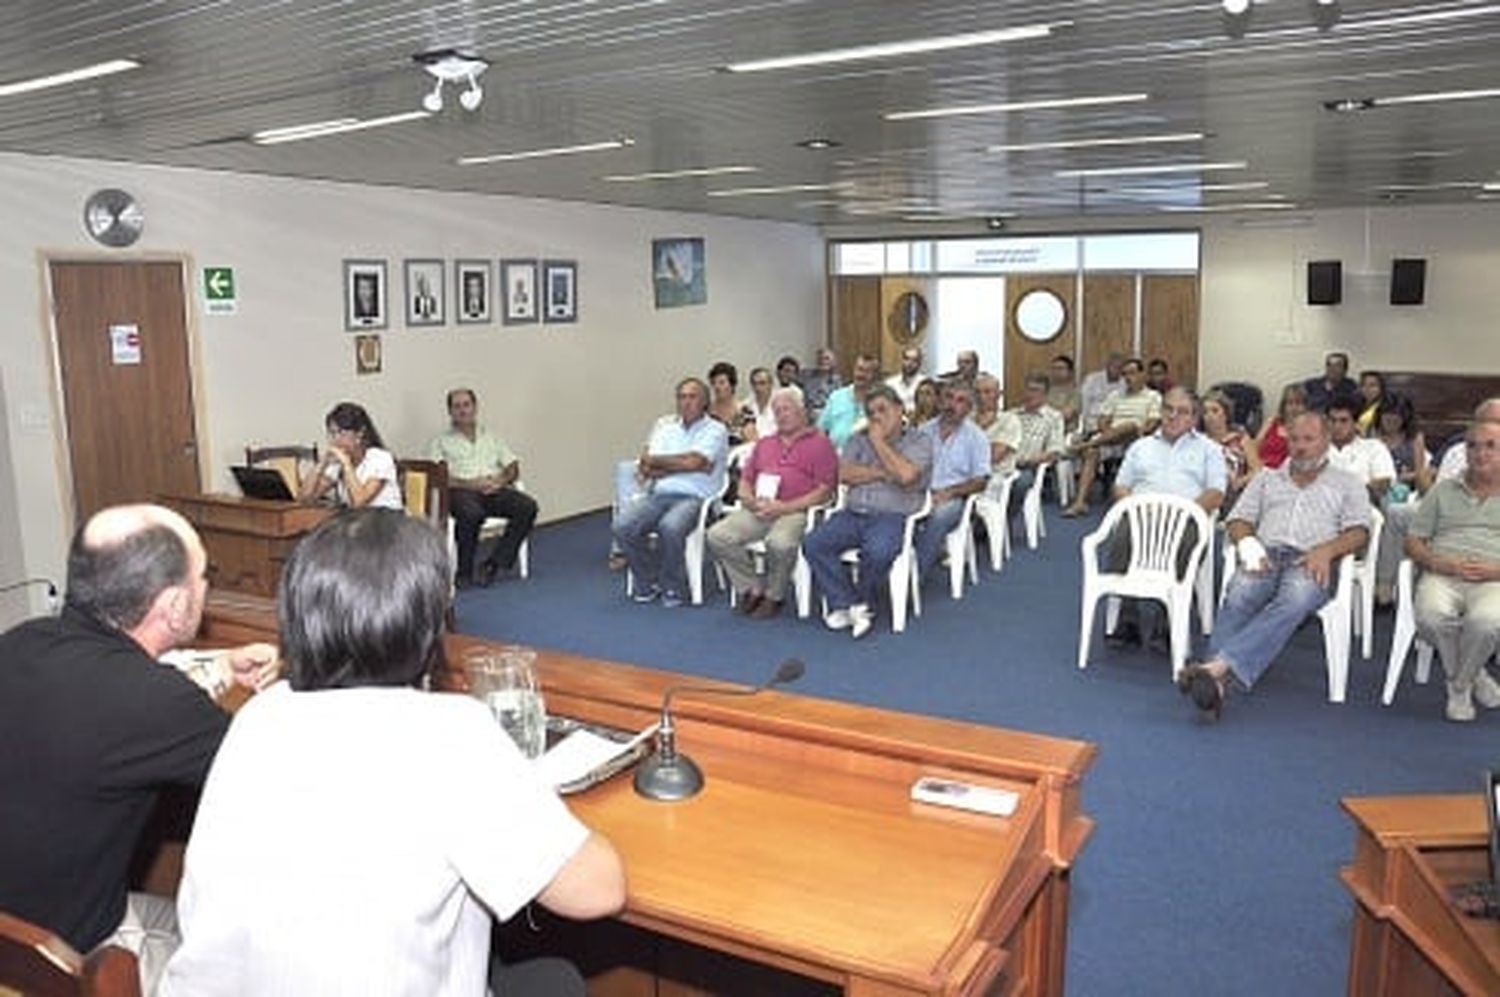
[463,645,546,759]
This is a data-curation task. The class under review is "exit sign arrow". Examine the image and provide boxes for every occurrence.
[202,266,237,315]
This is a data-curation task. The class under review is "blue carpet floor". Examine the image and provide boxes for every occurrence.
[454,507,1497,996]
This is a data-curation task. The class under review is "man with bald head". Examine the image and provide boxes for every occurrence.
[0,504,278,992]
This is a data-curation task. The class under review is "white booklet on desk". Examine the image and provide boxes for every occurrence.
[535,721,658,794]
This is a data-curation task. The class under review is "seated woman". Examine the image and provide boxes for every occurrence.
[298,401,403,510]
[1374,393,1430,501]
[910,377,941,427]
[1356,370,1387,436]
[161,510,625,996]
[1254,383,1307,470]
[1202,389,1260,503]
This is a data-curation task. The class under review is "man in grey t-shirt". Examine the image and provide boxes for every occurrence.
[802,385,933,639]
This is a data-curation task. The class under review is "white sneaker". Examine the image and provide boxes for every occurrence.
[824,608,852,631]
[1473,670,1500,709]
[1445,685,1476,723]
[849,604,874,639]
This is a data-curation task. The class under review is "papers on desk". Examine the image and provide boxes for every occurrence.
[535,721,658,795]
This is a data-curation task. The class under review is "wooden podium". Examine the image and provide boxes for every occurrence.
[164,494,330,597]
[1341,794,1500,995]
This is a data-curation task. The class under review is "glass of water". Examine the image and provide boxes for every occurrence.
[463,645,546,759]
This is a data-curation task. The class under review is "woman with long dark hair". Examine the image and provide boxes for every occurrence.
[298,401,403,509]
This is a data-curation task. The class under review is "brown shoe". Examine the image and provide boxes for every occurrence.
[749,598,783,619]
[737,591,763,615]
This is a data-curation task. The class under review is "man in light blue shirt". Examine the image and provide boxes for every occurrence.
[818,354,879,451]
[613,378,728,607]
[913,381,991,583]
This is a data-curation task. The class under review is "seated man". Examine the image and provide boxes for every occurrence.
[706,386,837,619]
[801,347,843,419]
[1302,350,1358,413]
[1177,412,1370,720]
[430,388,539,588]
[914,380,990,584]
[1064,358,1162,517]
[1325,396,1395,506]
[1046,355,1081,428]
[161,510,625,995]
[818,353,879,450]
[974,373,1022,492]
[1010,373,1067,505]
[885,346,924,413]
[803,385,933,639]
[1105,388,1227,648]
[613,377,728,608]
[1406,418,1500,722]
[0,504,278,994]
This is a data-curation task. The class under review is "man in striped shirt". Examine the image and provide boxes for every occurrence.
[1178,411,1371,720]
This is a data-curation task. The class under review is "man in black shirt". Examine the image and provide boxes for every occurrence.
[1302,350,1359,413]
[0,504,277,992]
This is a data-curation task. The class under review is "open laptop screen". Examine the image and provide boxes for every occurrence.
[230,465,295,501]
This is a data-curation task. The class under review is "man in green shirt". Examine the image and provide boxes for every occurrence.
[430,388,538,587]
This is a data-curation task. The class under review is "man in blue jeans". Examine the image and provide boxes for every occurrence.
[613,378,728,608]
[913,380,990,586]
[803,385,932,639]
[1178,411,1370,719]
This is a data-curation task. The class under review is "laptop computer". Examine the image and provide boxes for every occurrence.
[230,465,296,501]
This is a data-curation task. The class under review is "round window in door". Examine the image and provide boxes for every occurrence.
[1014,288,1067,343]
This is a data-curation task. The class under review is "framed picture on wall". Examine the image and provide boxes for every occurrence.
[455,259,492,324]
[652,237,706,308]
[500,259,538,325]
[344,259,388,331]
[543,259,577,323]
[355,334,382,375]
[403,259,446,327]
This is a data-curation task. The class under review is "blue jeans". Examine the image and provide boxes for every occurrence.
[803,509,905,611]
[915,497,966,581]
[1212,546,1332,689]
[612,491,704,597]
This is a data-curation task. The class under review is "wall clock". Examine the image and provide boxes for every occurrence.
[83,188,145,247]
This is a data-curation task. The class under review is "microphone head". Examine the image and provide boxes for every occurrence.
[774,658,805,683]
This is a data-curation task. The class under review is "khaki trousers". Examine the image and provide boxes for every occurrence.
[1414,573,1500,691]
[706,507,809,602]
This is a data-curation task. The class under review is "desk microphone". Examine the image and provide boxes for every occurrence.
[0,578,60,613]
[634,657,805,802]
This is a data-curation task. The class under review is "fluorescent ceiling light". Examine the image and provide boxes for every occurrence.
[1377,87,1500,107]
[602,165,759,182]
[708,182,849,198]
[457,138,635,165]
[886,92,1147,122]
[1374,181,1482,192]
[725,24,1067,73]
[1350,4,1500,32]
[0,58,141,98]
[1483,182,1500,191]
[1109,181,1270,195]
[1159,202,1297,213]
[252,111,430,145]
[987,131,1204,154]
[1056,160,1247,178]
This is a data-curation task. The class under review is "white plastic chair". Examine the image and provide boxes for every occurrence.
[1023,462,1051,550]
[820,490,933,633]
[972,473,1017,573]
[1347,506,1385,660]
[916,493,979,600]
[477,480,532,580]
[1381,558,1435,705]
[1219,543,1356,703]
[624,494,721,605]
[1077,494,1213,681]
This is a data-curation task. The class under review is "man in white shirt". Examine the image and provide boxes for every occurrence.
[885,345,924,412]
[1078,352,1125,429]
[1325,397,1395,505]
[1064,358,1162,517]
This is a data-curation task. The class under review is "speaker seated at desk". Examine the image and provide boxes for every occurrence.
[294,402,404,510]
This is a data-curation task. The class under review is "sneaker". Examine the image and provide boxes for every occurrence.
[631,586,660,604]
[660,590,685,609]
[1474,671,1500,709]
[849,604,874,639]
[824,608,852,631]
[1445,685,1476,723]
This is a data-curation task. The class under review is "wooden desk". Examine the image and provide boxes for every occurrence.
[1341,795,1500,996]
[164,494,330,597]
[195,600,1096,995]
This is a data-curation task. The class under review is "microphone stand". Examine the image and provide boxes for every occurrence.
[634,658,804,802]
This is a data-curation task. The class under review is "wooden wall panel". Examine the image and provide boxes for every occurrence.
[829,277,882,376]
[1141,274,1200,389]
[877,277,936,375]
[1004,274,1076,405]
[1080,274,1135,377]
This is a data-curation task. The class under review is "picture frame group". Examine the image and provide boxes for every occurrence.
[342,257,579,331]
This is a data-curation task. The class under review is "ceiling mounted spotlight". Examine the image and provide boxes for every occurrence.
[413,48,489,113]
[1222,0,1251,14]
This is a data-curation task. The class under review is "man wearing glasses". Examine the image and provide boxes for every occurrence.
[1407,416,1500,722]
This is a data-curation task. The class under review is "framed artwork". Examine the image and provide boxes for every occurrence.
[403,259,446,327]
[543,259,577,323]
[355,334,382,375]
[455,259,492,324]
[652,237,706,308]
[343,259,388,331]
[500,259,538,325]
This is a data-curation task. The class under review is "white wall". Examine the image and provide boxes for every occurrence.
[0,152,824,623]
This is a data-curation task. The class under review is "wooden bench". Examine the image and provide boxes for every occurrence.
[1381,371,1500,453]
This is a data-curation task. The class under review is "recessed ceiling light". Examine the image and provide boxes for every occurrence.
[1159,201,1297,213]
[707,182,850,198]
[986,131,1204,154]
[457,138,635,165]
[602,165,758,182]
[724,23,1069,73]
[885,92,1148,122]
[1056,161,1247,178]
[1322,98,1377,113]
[0,58,141,98]
[252,111,431,145]
[797,138,841,150]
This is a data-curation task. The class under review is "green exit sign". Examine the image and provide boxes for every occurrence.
[203,266,237,315]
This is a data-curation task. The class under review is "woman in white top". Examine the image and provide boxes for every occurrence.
[298,401,404,510]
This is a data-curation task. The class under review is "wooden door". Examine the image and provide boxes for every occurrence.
[829,277,882,374]
[50,261,199,521]
[1080,274,1135,375]
[1141,274,1200,389]
[1004,274,1076,405]
[878,276,936,375]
